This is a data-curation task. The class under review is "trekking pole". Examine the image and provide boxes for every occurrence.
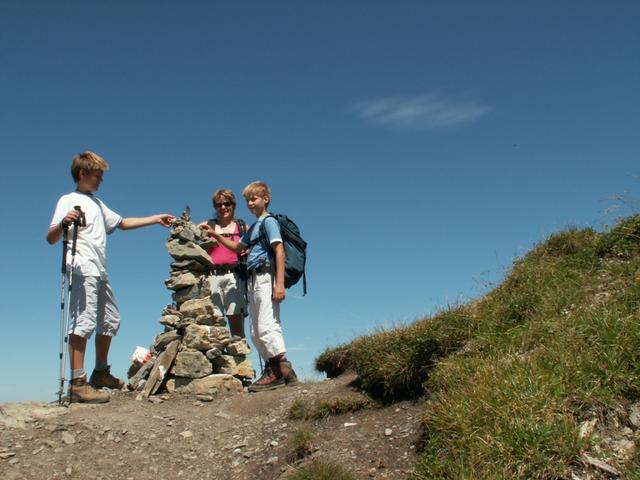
[57,225,69,405]
[62,206,85,405]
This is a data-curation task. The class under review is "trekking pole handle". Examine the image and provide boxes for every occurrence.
[73,206,86,227]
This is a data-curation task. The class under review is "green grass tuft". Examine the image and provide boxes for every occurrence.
[597,213,640,258]
[315,344,353,378]
[287,461,355,480]
[289,398,311,420]
[287,428,316,463]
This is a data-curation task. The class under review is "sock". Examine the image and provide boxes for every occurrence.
[71,368,85,380]
[95,362,109,372]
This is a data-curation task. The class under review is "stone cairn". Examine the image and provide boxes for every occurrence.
[126,208,255,398]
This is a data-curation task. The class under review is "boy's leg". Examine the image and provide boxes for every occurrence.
[247,272,279,361]
[89,280,123,389]
[67,275,110,403]
[69,333,87,378]
[95,334,112,368]
[248,270,290,392]
[68,274,98,380]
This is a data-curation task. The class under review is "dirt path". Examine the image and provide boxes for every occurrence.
[1,373,422,480]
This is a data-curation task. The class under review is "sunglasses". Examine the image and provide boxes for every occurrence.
[214,201,234,208]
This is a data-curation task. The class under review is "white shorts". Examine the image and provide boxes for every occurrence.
[69,274,120,338]
[209,272,247,317]
[247,269,285,360]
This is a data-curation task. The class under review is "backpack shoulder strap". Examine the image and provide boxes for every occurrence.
[235,218,248,236]
[244,221,260,248]
[259,214,279,242]
[245,215,276,250]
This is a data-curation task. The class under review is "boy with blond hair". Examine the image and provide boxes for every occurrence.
[203,181,297,392]
[47,151,175,403]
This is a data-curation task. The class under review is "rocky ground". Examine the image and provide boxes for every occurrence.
[0,373,422,480]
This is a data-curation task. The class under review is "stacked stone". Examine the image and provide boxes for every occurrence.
[127,208,255,398]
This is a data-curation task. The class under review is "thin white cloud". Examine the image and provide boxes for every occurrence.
[353,93,492,130]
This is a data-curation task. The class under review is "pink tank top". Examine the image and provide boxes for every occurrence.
[209,222,240,265]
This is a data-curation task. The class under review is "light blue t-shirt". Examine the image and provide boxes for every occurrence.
[240,215,282,271]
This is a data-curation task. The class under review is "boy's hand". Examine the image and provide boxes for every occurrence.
[156,214,176,227]
[273,284,286,303]
[60,209,81,228]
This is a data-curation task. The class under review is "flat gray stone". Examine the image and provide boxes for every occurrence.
[171,351,213,378]
[143,340,180,398]
[159,314,180,328]
[170,259,207,273]
[165,272,200,290]
[127,359,155,391]
[179,297,215,318]
[153,331,182,351]
[225,338,251,356]
[190,374,243,395]
[166,239,212,266]
[183,324,229,351]
[172,282,211,304]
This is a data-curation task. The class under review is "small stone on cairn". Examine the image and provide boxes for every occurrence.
[126,208,255,398]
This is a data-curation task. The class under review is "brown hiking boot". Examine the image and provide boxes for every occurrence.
[90,367,125,390]
[280,360,299,386]
[248,360,286,393]
[68,376,110,404]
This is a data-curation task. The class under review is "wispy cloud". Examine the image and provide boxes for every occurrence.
[353,93,492,131]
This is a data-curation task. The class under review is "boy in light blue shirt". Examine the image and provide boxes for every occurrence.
[204,181,298,392]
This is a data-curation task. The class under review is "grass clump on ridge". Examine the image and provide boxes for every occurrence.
[314,344,353,378]
[315,214,640,478]
[289,396,371,420]
[287,461,355,480]
[316,307,476,401]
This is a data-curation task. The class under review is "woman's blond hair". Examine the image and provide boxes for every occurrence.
[70,151,109,182]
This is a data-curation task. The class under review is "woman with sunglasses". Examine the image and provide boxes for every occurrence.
[198,189,248,338]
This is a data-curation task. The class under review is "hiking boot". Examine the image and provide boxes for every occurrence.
[90,367,125,390]
[248,361,286,393]
[280,360,299,386]
[68,376,110,404]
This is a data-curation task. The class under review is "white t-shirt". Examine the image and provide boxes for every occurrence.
[50,191,122,278]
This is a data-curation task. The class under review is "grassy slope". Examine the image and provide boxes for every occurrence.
[315,214,640,479]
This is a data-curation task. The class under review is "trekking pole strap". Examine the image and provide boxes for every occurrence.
[61,228,68,274]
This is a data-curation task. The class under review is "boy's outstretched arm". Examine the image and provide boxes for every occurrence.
[199,223,247,254]
[119,214,175,230]
[272,241,286,303]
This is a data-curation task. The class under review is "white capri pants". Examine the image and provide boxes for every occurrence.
[247,269,286,360]
[69,274,121,338]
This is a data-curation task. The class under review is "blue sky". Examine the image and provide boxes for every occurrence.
[1,1,638,402]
